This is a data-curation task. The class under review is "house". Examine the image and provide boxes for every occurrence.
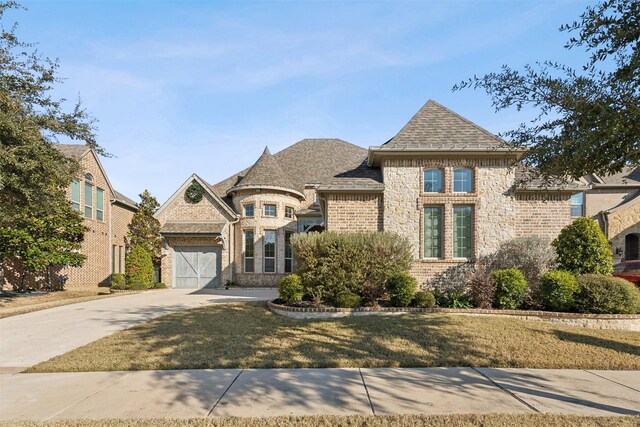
[52,145,137,287]
[154,100,584,288]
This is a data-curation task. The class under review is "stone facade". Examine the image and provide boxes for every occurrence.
[380,157,527,286]
[606,201,640,262]
[232,189,301,286]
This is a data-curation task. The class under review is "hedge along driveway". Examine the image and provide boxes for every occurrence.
[29,302,640,373]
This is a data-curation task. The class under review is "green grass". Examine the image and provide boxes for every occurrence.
[28,302,640,373]
[2,415,639,427]
[0,289,117,319]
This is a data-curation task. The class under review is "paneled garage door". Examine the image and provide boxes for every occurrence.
[173,246,221,288]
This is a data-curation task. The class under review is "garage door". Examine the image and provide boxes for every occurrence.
[173,246,221,288]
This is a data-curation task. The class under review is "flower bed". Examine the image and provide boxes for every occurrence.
[267,300,640,331]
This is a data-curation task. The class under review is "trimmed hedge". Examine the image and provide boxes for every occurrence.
[278,274,304,304]
[574,274,640,314]
[125,245,154,290]
[492,269,528,309]
[385,272,417,307]
[290,231,412,301]
[111,273,126,290]
[553,217,613,275]
[335,291,362,308]
[412,291,436,308]
[540,270,578,312]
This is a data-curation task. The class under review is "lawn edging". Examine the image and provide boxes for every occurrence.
[267,301,640,331]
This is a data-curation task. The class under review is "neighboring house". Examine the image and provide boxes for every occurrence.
[580,169,640,263]
[155,100,595,289]
[51,145,137,287]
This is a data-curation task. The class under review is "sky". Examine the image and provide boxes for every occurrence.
[10,0,593,203]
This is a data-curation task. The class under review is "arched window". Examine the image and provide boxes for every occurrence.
[84,173,94,182]
[453,168,473,193]
[423,169,443,193]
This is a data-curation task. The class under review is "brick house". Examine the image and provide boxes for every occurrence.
[156,100,638,288]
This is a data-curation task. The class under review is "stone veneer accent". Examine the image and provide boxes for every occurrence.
[607,201,640,261]
[324,193,383,232]
[232,189,302,286]
[267,301,640,331]
[381,157,518,286]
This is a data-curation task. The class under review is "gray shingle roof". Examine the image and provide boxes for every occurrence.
[161,221,225,234]
[591,167,640,187]
[113,190,138,209]
[211,139,382,198]
[378,100,512,151]
[514,166,589,191]
[228,147,300,195]
[606,190,640,213]
[54,143,91,159]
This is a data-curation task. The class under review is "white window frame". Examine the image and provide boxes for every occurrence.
[263,230,276,273]
[84,182,93,219]
[244,230,255,273]
[263,204,277,217]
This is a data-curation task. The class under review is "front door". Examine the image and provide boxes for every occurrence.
[173,246,221,288]
[626,234,639,260]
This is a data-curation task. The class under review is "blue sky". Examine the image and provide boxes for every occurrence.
[12,0,592,203]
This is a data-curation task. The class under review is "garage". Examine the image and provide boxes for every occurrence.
[173,246,222,288]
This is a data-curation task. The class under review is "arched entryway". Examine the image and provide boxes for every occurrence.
[625,234,639,260]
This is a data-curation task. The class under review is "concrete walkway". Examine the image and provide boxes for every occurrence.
[1,368,639,420]
[0,288,277,369]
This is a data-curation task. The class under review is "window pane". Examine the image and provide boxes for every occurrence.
[423,207,443,258]
[244,204,254,217]
[264,231,276,257]
[423,169,443,193]
[264,204,276,216]
[112,245,116,274]
[453,206,473,258]
[71,180,81,211]
[285,259,292,273]
[570,192,584,217]
[285,231,293,273]
[453,169,473,193]
[264,258,275,273]
[244,231,254,257]
[245,258,254,273]
[84,182,93,219]
[96,188,104,221]
[285,207,294,219]
[570,205,584,217]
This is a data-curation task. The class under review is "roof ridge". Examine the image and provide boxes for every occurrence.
[425,100,505,144]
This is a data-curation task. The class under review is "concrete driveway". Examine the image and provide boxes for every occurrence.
[0,288,277,369]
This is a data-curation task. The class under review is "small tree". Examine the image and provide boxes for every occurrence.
[125,245,154,290]
[553,217,613,275]
[126,190,161,264]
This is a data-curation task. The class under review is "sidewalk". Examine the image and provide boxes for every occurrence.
[1,368,639,420]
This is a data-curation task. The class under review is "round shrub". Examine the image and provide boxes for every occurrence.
[335,291,362,308]
[154,282,167,289]
[110,273,126,290]
[385,272,417,307]
[492,269,528,309]
[553,217,613,275]
[574,274,640,314]
[278,274,304,304]
[125,246,154,290]
[540,270,578,311]
[412,291,435,308]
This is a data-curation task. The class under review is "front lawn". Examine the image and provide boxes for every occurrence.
[1,415,639,427]
[0,288,115,319]
[28,302,640,372]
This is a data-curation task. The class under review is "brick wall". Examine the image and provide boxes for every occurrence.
[324,193,383,232]
[585,189,632,217]
[515,193,573,239]
[110,203,135,275]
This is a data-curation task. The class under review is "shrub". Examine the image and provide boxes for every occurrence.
[540,270,578,311]
[553,217,613,275]
[429,263,474,308]
[412,291,436,308]
[574,274,640,314]
[110,273,126,290]
[469,256,496,309]
[125,246,154,290]
[291,232,413,301]
[153,282,167,289]
[278,274,304,304]
[335,291,362,308]
[385,272,417,307]
[493,237,557,307]
[492,269,528,309]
